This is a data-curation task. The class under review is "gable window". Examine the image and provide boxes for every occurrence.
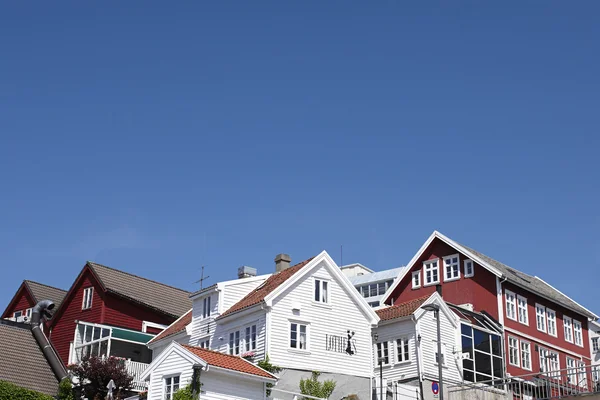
[564,316,573,343]
[25,308,32,319]
[536,304,546,333]
[573,320,583,347]
[200,339,209,349]
[314,279,329,304]
[412,271,421,289]
[505,290,517,321]
[13,310,23,319]
[229,331,240,355]
[433,341,446,366]
[82,287,93,310]
[376,342,389,365]
[592,337,599,353]
[423,260,439,286]
[546,309,557,337]
[443,254,460,282]
[396,338,410,363]
[290,323,307,350]
[203,296,211,318]
[245,325,257,352]
[164,375,180,400]
[517,296,528,325]
[508,336,520,367]
[520,341,532,371]
[464,259,474,278]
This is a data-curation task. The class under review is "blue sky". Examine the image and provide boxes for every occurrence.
[1,2,598,316]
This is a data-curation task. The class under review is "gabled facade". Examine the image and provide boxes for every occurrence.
[349,266,405,308]
[590,320,600,387]
[383,231,598,382]
[2,280,66,324]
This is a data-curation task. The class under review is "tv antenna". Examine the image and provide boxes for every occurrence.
[194,266,210,290]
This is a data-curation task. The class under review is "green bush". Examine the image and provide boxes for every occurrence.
[57,379,74,400]
[299,371,336,399]
[257,354,281,397]
[0,380,55,400]
[173,384,197,400]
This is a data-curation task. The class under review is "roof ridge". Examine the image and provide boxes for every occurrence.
[182,344,242,359]
[87,261,191,294]
[389,295,431,308]
[23,280,67,293]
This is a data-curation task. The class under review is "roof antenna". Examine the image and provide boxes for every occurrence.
[194,266,210,290]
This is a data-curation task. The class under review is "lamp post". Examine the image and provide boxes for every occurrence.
[378,357,385,400]
[421,303,443,400]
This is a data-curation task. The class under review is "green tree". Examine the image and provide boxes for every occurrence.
[67,356,133,400]
[257,354,281,397]
[57,379,74,400]
[299,371,336,399]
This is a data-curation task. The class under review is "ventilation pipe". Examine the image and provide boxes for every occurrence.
[31,300,68,381]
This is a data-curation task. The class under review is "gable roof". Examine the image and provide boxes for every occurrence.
[349,267,405,286]
[0,320,59,395]
[24,281,67,309]
[383,231,598,320]
[87,262,192,318]
[147,309,192,345]
[376,296,429,322]
[181,345,277,380]
[218,257,315,319]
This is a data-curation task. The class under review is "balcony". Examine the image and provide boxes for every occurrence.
[124,360,148,392]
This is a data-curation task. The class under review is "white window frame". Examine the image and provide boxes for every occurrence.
[433,341,446,366]
[517,295,528,326]
[314,279,329,304]
[199,339,210,349]
[443,254,460,282]
[520,340,532,371]
[245,324,257,352]
[546,309,557,337]
[164,374,180,400]
[82,287,93,310]
[25,308,32,319]
[564,316,573,343]
[592,337,599,353]
[289,321,308,351]
[505,290,517,321]
[203,296,211,318]
[229,330,240,355]
[412,271,421,289]
[536,304,547,333]
[396,337,410,363]
[508,336,520,367]
[423,259,440,286]
[376,341,390,365]
[573,320,583,347]
[463,259,474,278]
[13,310,23,318]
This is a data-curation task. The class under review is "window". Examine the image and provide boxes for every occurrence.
[200,339,209,349]
[314,279,329,304]
[13,310,23,318]
[203,296,211,318]
[73,323,111,363]
[592,337,599,353]
[82,287,93,310]
[376,342,389,365]
[508,337,520,367]
[539,348,559,377]
[229,331,240,355]
[164,375,180,400]
[423,259,439,286]
[505,290,517,321]
[520,341,532,371]
[443,254,460,281]
[25,308,32,319]
[573,320,583,346]
[245,325,257,351]
[412,271,421,289]
[564,316,573,343]
[461,323,504,383]
[536,304,546,333]
[546,309,557,337]
[517,296,528,325]
[433,341,446,366]
[290,323,307,350]
[368,301,380,307]
[577,361,587,389]
[464,259,474,278]
[567,357,577,384]
[396,338,410,363]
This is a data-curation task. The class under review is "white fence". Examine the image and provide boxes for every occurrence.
[125,359,148,392]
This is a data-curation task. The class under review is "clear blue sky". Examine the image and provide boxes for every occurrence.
[1,2,598,316]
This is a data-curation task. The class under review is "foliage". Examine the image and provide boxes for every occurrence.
[257,354,281,397]
[57,379,74,400]
[0,380,55,400]
[68,356,133,400]
[173,384,197,400]
[299,371,336,399]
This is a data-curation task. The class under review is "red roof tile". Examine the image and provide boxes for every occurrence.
[148,309,192,344]
[218,257,314,318]
[182,345,276,380]
[376,296,430,321]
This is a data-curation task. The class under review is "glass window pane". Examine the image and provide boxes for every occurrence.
[93,327,101,341]
[493,356,503,378]
[473,329,490,353]
[464,370,475,383]
[463,359,474,370]
[491,335,502,356]
[476,374,491,383]
[85,326,92,343]
[314,280,320,302]
[462,336,473,353]
[461,324,472,336]
[475,351,493,376]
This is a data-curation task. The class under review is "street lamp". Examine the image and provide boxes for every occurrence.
[421,303,443,400]
[378,356,385,400]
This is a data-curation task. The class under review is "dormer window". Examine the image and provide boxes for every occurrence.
[314,279,329,304]
[82,287,93,310]
[203,296,211,318]
[423,260,439,286]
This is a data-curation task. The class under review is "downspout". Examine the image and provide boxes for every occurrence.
[31,300,69,381]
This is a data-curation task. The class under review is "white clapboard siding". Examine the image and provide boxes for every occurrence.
[374,319,419,383]
[211,310,267,361]
[221,278,268,314]
[201,369,265,400]
[147,350,195,400]
[269,262,374,378]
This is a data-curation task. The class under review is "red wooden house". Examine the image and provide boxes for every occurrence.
[383,231,598,383]
[2,280,67,325]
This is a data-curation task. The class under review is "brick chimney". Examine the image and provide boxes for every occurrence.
[274,253,291,273]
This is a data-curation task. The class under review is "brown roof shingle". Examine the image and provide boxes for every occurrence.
[148,309,192,344]
[25,281,67,309]
[218,257,314,319]
[88,262,192,318]
[376,296,430,322]
[182,345,276,380]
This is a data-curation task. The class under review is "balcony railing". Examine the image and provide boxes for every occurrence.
[124,360,148,392]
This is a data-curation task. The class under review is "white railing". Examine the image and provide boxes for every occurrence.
[125,360,148,392]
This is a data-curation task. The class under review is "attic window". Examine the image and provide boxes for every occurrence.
[423,259,439,286]
[82,287,93,310]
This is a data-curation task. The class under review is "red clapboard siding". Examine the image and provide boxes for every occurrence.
[102,294,173,331]
[3,287,36,318]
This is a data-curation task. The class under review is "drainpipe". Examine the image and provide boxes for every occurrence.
[31,300,69,381]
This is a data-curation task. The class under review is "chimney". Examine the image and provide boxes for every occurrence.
[436,284,442,297]
[274,253,291,273]
[238,266,257,279]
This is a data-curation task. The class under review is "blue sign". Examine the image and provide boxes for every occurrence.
[432,382,439,395]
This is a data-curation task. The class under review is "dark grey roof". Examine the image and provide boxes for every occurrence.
[0,320,59,396]
[88,262,192,318]
[460,244,597,319]
[25,281,67,309]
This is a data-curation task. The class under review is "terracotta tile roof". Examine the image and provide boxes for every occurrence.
[87,262,192,318]
[148,309,192,344]
[376,296,430,322]
[182,345,276,380]
[24,281,67,309]
[219,257,315,319]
